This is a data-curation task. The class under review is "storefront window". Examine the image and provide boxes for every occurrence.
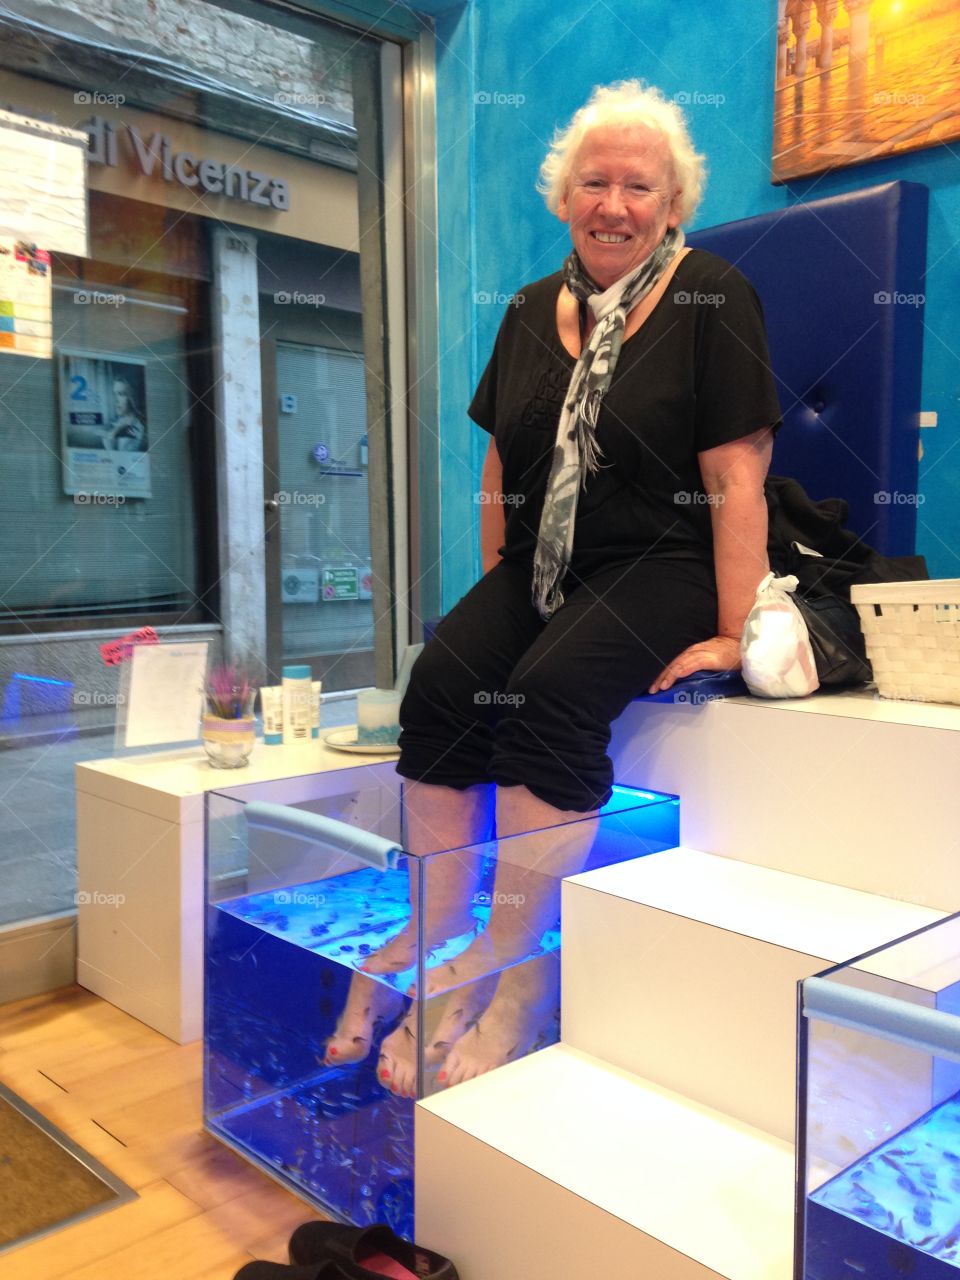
[0,0,409,936]
[1,194,209,624]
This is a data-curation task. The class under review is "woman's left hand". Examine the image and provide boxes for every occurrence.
[648,634,741,694]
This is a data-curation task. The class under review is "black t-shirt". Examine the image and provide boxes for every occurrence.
[468,249,782,576]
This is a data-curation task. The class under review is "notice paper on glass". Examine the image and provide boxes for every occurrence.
[119,641,208,748]
[0,110,89,257]
[0,239,53,358]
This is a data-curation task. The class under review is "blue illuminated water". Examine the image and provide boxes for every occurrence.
[806,1092,960,1278]
[205,857,560,1239]
[204,787,679,1236]
[213,862,559,991]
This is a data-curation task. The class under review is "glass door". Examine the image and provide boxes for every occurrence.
[259,35,406,694]
[263,332,376,691]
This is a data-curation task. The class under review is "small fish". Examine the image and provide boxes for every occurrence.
[896,1172,923,1197]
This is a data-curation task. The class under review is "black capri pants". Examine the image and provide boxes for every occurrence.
[397,556,718,813]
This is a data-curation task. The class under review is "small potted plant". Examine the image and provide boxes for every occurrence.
[202,663,257,768]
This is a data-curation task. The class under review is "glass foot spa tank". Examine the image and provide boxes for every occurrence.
[798,912,960,1279]
[204,764,678,1238]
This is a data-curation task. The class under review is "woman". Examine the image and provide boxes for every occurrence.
[103,377,146,452]
[327,80,780,1096]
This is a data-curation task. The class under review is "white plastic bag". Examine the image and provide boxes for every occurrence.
[740,572,820,699]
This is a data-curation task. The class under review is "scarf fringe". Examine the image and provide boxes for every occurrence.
[577,391,605,482]
[532,560,563,620]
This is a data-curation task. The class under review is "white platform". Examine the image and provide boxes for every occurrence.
[417,1045,795,1280]
[610,691,960,910]
[413,689,960,1279]
[562,849,942,1141]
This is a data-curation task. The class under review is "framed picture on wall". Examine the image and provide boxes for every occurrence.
[772,0,960,183]
[59,350,152,499]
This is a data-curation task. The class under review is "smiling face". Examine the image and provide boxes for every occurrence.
[557,123,682,289]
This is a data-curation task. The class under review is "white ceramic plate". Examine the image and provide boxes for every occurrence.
[322,725,401,756]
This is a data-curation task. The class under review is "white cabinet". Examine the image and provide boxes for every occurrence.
[75,742,400,1043]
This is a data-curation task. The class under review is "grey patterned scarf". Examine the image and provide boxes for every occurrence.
[532,227,685,619]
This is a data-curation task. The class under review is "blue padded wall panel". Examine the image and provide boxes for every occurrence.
[688,181,928,556]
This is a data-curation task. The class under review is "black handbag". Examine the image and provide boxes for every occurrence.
[765,476,929,688]
[792,589,872,687]
[784,542,927,687]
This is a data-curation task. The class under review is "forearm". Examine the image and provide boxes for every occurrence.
[710,484,769,639]
[650,428,772,692]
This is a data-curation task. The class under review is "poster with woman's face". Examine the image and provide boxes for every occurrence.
[59,352,151,498]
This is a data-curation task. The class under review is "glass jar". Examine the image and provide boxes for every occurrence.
[202,693,257,768]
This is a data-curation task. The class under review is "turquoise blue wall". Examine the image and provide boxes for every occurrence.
[422,0,960,611]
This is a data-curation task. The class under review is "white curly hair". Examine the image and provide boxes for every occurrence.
[537,80,706,225]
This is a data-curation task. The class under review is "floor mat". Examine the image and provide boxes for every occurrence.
[0,1081,136,1252]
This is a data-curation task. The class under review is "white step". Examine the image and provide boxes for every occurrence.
[416,1044,794,1280]
[610,689,960,910]
[562,848,941,1142]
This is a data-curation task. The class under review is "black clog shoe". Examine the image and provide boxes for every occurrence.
[288,1222,459,1280]
[235,1259,346,1280]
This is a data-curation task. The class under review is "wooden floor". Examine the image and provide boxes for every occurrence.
[0,985,326,1279]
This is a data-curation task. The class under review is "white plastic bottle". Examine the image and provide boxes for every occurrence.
[282,665,312,745]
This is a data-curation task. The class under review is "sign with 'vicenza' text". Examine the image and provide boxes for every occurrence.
[85,116,290,211]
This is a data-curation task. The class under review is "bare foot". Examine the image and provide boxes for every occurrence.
[360,849,484,977]
[360,913,480,976]
[376,976,500,1098]
[423,974,499,1065]
[438,955,559,1088]
[323,972,403,1066]
[377,1008,419,1098]
[421,921,554,998]
[418,861,567,998]
[358,927,419,975]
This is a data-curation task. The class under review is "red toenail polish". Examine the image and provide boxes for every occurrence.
[380,1069,391,1080]
[437,1071,447,1082]
[328,1047,338,1057]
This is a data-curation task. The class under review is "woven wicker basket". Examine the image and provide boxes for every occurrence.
[851,579,960,704]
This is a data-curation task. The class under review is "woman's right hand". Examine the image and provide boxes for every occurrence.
[648,634,742,693]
